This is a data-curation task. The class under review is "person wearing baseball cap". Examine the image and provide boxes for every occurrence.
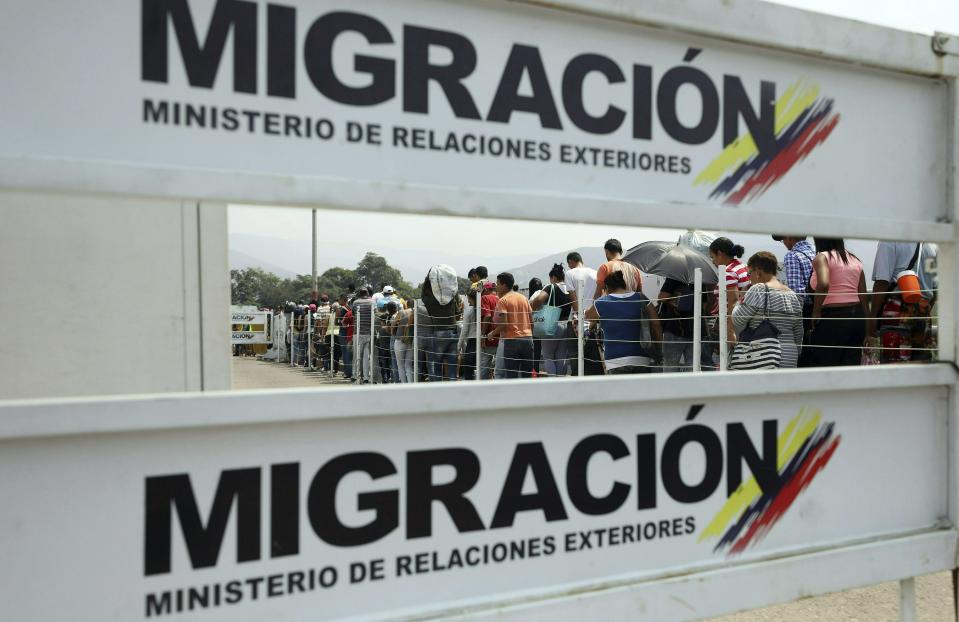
[772,234,816,365]
[376,285,400,311]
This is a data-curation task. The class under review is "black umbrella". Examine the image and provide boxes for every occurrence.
[623,241,718,285]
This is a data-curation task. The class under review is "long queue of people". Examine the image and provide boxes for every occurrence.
[719,235,937,368]
[278,234,938,381]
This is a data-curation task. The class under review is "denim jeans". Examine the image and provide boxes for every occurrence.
[429,329,458,381]
[540,333,568,376]
[494,340,506,379]
[502,337,534,379]
[338,334,352,378]
[294,332,308,366]
[353,335,372,382]
[376,334,393,383]
[662,332,692,372]
[393,339,414,382]
[389,336,400,381]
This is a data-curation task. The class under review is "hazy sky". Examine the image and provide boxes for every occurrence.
[229,0,958,276]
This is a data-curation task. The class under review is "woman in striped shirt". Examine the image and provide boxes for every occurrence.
[732,252,804,368]
[709,237,749,345]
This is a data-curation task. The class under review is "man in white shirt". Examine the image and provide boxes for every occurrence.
[371,286,386,307]
[564,252,599,375]
[565,252,598,313]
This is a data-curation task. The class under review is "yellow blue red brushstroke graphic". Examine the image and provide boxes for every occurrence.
[695,80,840,205]
[700,408,841,555]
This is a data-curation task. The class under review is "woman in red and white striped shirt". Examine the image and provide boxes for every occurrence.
[709,237,749,344]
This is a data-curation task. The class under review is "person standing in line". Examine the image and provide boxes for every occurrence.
[292,305,308,367]
[414,297,433,381]
[475,265,489,286]
[336,294,353,381]
[467,267,479,285]
[422,268,460,381]
[527,277,544,375]
[565,252,598,313]
[314,295,333,372]
[869,240,939,363]
[457,282,483,380]
[586,270,662,374]
[480,281,499,379]
[489,272,534,379]
[390,300,414,382]
[376,286,401,382]
[376,285,400,311]
[565,251,598,375]
[773,236,816,304]
[807,237,869,366]
[708,237,749,347]
[371,285,386,308]
[350,287,375,384]
[530,263,572,376]
[593,239,643,302]
[731,252,804,368]
[657,278,704,372]
[375,302,396,383]
[773,235,816,365]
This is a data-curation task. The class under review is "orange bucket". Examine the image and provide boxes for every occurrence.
[895,270,922,304]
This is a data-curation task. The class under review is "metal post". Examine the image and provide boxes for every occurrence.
[717,264,728,371]
[475,290,482,380]
[899,578,917,622]
[693,268,702,372]
[413,301,419,383]
[311,209,317,291]
[355,308,361,382]
[330,323,334,379]
[370,302,375,384]
[307,312,313,370]
[577,280,585,377]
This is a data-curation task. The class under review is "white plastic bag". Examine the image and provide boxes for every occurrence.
[677,229,717,258]
[428,264,458,305]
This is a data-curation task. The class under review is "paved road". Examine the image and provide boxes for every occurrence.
[232,357,955,621]
[710,572,953,621]
[232,355,351,389]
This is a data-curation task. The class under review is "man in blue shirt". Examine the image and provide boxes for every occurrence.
[774,235,816,366]
[772,235,816,305]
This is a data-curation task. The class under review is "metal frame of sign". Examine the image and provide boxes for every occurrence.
[0,366,955,620]
[1,0,958,620]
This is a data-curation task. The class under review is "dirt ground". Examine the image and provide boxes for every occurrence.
[231,357,955,621]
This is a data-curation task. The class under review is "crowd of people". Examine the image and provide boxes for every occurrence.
[271,233,938,381]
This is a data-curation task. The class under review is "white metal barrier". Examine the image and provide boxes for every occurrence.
[0,0,957,620]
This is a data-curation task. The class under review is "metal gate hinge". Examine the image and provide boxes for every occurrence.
[933,31,959,57]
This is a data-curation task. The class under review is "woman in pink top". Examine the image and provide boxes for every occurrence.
[807,238,869,366]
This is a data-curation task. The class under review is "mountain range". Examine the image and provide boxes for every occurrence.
[230,232,880,291]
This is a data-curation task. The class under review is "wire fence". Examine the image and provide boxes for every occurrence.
[252,268,940,382]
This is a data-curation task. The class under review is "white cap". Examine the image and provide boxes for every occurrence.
[383,286,394,294]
